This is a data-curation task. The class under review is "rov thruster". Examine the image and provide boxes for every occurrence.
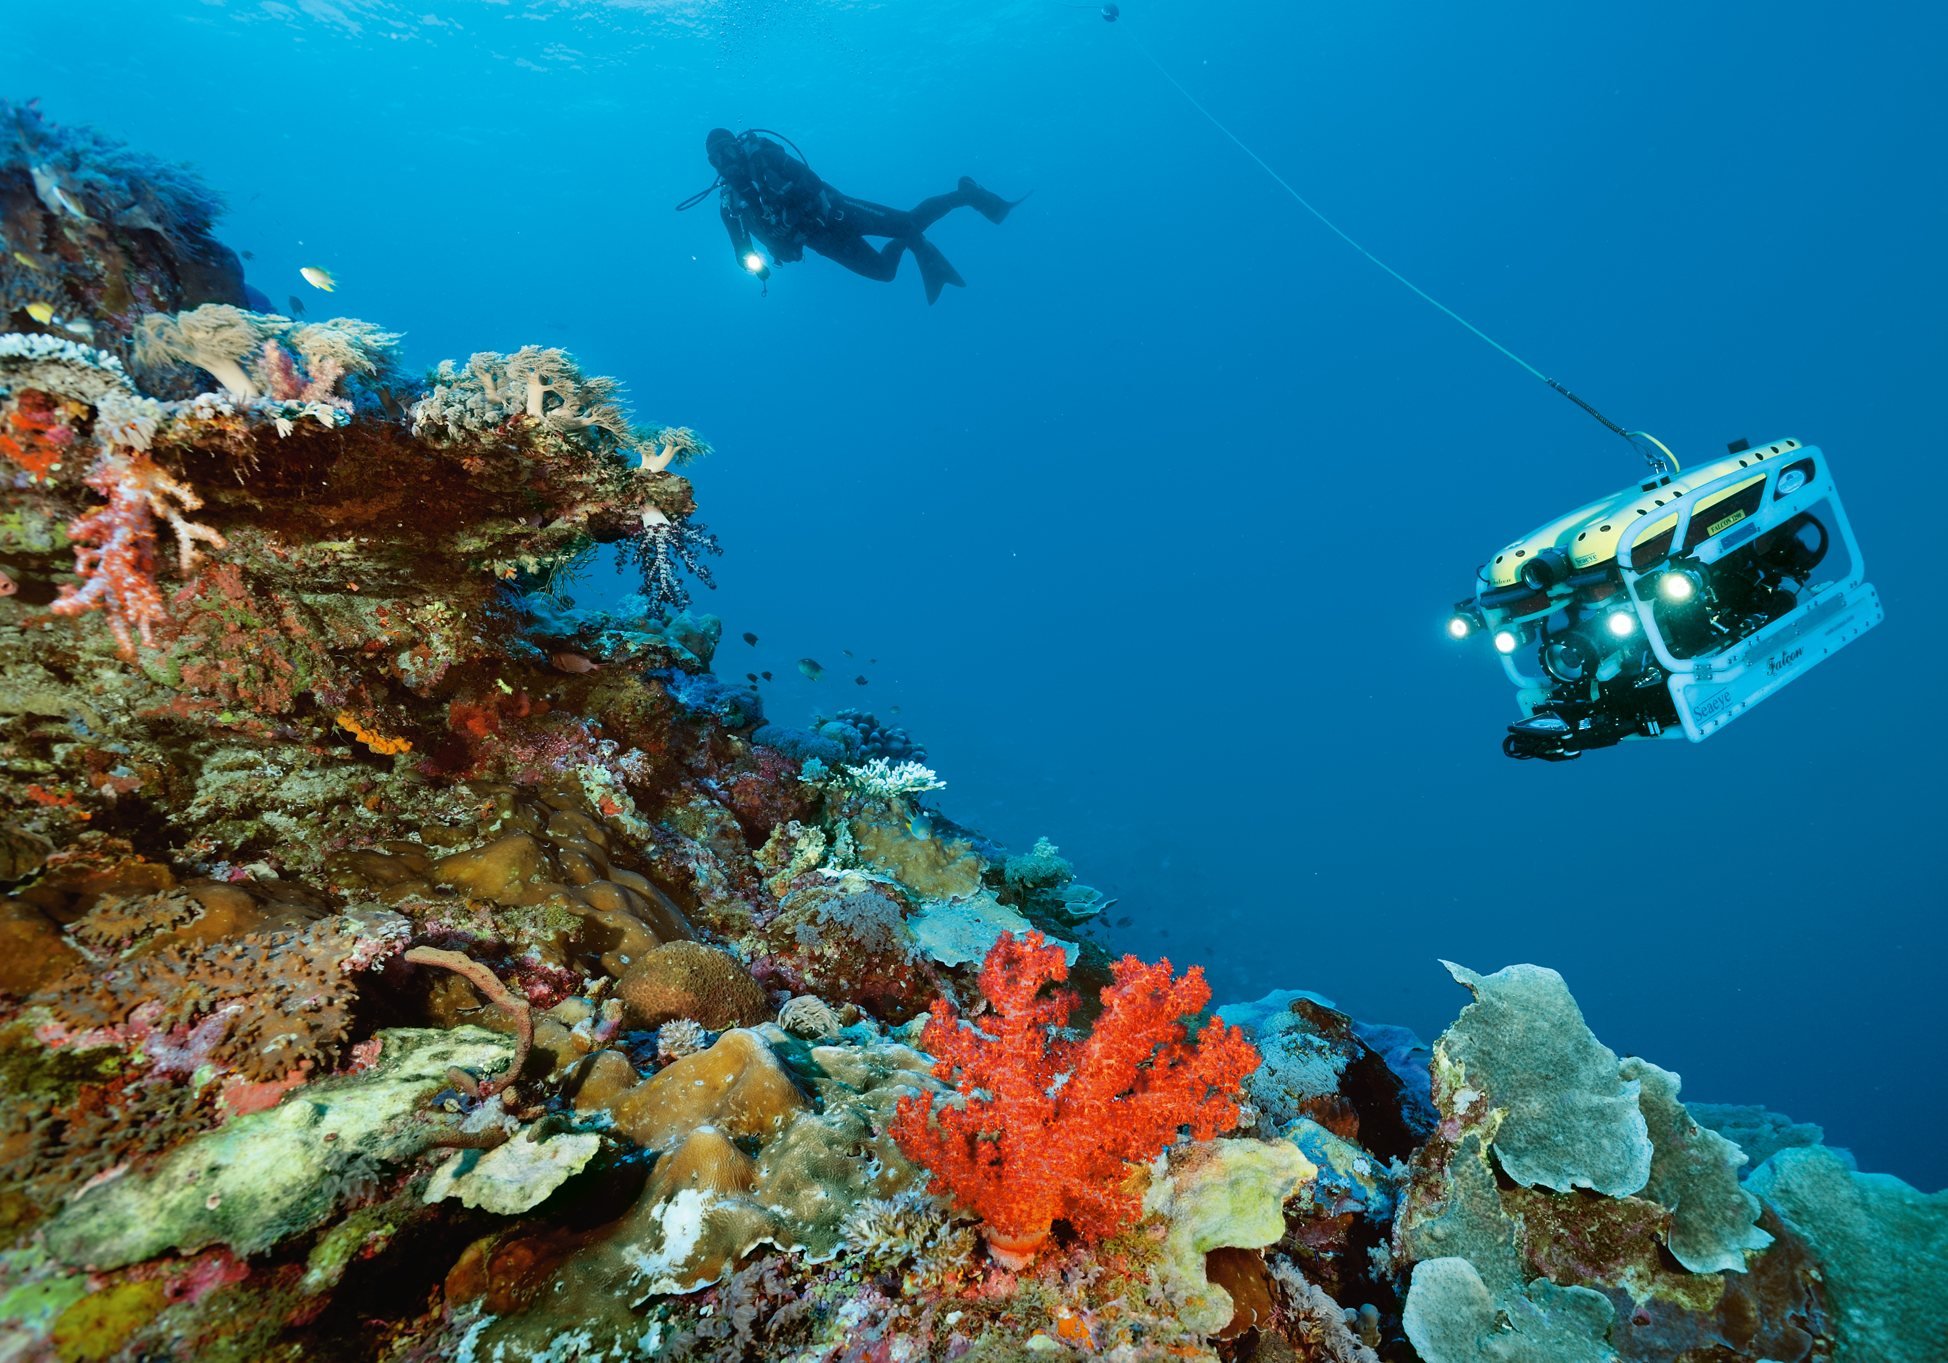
[1449,438,1883,760]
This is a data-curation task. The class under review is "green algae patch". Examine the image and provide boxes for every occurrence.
[50,1278,169,1363]
[0,1250,90,1343]
[0,1021,127,1107]
[301,1203,402,1295]
[42,1026,511,1270]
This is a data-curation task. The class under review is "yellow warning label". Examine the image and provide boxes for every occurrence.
[1706,509,1747,536]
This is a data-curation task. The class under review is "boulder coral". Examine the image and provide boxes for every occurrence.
[470,1024,942,1357]
[615,940,772,1031]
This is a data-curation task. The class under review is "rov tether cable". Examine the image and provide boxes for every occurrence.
[1118,26,1676,473]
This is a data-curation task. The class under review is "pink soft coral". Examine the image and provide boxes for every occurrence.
[51,449,225,655]
[892,932,1260,1268]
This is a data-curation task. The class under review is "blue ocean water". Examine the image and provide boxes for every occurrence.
[8,0,1944,1187]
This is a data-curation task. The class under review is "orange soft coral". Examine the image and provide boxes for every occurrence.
[892,932,1260,1268]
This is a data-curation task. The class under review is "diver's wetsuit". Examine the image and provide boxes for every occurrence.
[708,130,1017,303]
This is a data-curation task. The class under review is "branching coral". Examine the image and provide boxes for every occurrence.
[657,1018,712,1063]
[891,932,1260,1268]
[842,757,947,798]
[50,447,226,655]
[0,331,136,403]
[624,505,721,615]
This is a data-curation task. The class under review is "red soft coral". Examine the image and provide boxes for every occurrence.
[891,932,1260,1268]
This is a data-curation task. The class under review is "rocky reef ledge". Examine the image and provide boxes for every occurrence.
[2,103,1943,1363]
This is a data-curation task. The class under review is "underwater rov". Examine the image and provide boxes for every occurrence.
[1077,10,1885,762]
[1452,438,1883,760]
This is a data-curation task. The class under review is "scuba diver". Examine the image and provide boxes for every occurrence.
[689,128,1022,303]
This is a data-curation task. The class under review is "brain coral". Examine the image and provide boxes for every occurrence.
[616,941,772,1031]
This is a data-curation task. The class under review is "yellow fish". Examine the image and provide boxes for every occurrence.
[25,302,56,325]
[12,250,41,270]
[300,265,336,292]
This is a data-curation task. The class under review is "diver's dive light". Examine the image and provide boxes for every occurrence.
[743,252,766,274]
[1450,438,1883,761]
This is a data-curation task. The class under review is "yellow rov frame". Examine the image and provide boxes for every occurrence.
[1451,439,1883,759]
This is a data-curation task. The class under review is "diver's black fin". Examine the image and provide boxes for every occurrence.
[959,176,1028,225]
[912,238,965,304]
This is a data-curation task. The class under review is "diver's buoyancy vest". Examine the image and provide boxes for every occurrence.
[736,134,830,235]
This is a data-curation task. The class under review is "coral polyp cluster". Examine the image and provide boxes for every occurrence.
[1,110,1942,1363]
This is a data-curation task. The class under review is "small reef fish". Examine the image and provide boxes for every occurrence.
[0,569,17,597]
[854,676,869,686]
[745,672,759,683]
[241,249,255,261]
[300,265,336,292]
[742,631,758,646]
[24,302,92,338]
[760,671,772,681]
[843,650,854,658]
[549,651,600,674]
[797,658,824,680]
[287,294,307,317]
[906,809,934,839]
[12,250,42,271]
[29,166,90,220]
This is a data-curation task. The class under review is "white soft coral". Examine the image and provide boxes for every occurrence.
[134,303,285,399]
